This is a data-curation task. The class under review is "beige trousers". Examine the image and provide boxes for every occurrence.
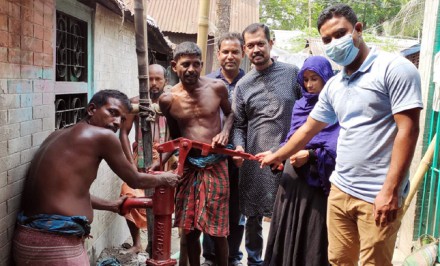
[327,184,403,266]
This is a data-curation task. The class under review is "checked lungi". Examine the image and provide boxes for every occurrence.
[174,159,230,237]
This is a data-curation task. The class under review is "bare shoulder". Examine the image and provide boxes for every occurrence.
[202,76,227,95]
[71,123,119,145]
[158,89,176,112]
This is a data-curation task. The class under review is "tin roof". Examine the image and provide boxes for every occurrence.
[146,0,259,35]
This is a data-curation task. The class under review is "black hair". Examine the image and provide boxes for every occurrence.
[88,89,132,112]
[217,32,244,50]
[173,42,202,61]
[242,23,271,42]
[317,4,358,32]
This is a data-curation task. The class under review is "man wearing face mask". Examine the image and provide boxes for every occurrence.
[119,64,176,255]
[258,4,422,265]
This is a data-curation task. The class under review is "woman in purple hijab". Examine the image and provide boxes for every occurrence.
[264,56,340,266]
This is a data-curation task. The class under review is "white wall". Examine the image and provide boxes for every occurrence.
[85,3,139,263]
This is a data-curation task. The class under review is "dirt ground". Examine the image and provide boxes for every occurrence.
[96,227,181,266]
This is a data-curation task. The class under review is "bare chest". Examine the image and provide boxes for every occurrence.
[171,95,221,120]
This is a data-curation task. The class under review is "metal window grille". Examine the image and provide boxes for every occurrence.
[56,10,87,82]
[55,94,87,130]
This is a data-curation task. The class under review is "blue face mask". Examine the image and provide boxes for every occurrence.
[324,29,359,66]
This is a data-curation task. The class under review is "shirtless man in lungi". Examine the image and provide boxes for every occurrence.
[159,42,234,266]
[12,89,179,266]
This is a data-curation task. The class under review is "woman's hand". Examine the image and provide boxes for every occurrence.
[289,150,309,168]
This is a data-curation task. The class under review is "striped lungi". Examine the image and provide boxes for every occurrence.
[174,159,229,237]
[12,224,89,266]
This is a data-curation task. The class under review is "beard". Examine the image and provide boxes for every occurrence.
[150,90,163,100]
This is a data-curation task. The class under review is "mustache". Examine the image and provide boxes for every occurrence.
[184,73,198,78]
[252,52,264,58]
[151,90,163,99]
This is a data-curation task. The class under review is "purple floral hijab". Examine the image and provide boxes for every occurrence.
[281,56,340,194]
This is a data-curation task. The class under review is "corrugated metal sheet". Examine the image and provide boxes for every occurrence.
[146,0,259,35]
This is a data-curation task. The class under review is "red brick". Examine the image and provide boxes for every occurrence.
[8,34,20,48]
[43,3,53,16]
[0,14,7,31]
[34,10,43,26]
[34,24,44,40]
[22,0,34,9]
[22,21,33,37]
[43,40,52,54]
[0,62,20,78]
[21,36,33,51]
[43,53,52,67]
[0,30,7,47]
[8,18,20,34]
[32,38,42,53]
[21,8,33,22]
[34,52,43,66]
[34,0,43,13]
[0,47,6,62]
[43,11,52,27]
[43,28,52,42]
[8,2,20,18]
[21,50,33,65]
[0,0,7,15]
[7,48,20,64]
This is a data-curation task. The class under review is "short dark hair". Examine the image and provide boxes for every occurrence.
[217,32,244,50]
[88,89,132,112]
[317,4,358,32]
[173,42,202,61]
[242,23,271,42]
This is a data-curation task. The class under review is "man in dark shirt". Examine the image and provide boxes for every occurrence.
[202,32,246,266]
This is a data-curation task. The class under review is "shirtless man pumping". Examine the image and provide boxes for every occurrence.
[12,89,179,266]
[159,42,234,266]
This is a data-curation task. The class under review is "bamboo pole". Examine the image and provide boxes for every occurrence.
[403,134,436,213]
[134,0,153,168]
[197,0,210,75]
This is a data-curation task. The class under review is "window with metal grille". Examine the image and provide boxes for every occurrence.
[56,10,87,82]
[55,8,89,130]
[55,93,87,130]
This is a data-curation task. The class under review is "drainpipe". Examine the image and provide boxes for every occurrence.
[197,0,210,75]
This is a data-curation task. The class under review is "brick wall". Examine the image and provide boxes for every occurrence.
[0,0,55,265]
[0,1,141,264]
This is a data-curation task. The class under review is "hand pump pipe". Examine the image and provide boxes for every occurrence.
[132,1,176,265]
[134,0,153,169]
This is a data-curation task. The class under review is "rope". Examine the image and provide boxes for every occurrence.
[138,98,156,122]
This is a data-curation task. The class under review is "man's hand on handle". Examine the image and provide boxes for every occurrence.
[212,132,229,148]
[156,171,180,187]
[233,146,245,167]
